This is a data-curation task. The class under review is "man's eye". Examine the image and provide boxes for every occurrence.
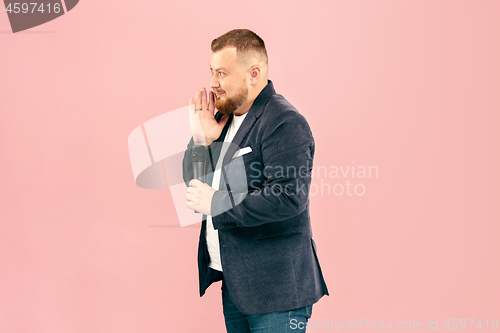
[219,72,224,76]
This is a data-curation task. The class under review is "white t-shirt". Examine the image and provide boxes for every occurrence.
[206,112,248,271]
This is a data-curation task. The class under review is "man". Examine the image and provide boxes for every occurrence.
[183,29,328,333]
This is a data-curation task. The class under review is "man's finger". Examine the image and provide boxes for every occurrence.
[195,89,202,111]
[201,87,208,111]
[189,179,202,187]
[208,91,215,114]
[189,97,195,117]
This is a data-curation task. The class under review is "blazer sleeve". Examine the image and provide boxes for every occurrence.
[211,110,315,229]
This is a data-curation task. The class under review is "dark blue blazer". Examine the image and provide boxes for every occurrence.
[183,80,328,315]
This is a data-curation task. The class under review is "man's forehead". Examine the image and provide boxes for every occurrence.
[210,47,239,69]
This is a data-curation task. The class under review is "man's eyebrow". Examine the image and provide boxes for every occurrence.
[209,65,227,71]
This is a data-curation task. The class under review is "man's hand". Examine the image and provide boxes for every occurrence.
[186,179,216,215]
[189,87,229,147]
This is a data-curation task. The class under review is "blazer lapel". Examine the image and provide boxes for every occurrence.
[208,80,276,191]
[219,112,257,175]
[219,80,275,176]
[205,113,233,187]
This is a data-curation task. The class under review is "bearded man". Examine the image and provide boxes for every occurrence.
[183,29,328,333]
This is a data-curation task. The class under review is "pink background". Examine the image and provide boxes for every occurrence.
[1,0,499,332]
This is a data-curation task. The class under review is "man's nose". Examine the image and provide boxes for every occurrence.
[210,74,219,89]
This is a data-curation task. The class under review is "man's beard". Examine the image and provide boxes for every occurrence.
[214,84,248,115]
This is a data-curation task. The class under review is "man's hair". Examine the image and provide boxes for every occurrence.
[211,29,268,65]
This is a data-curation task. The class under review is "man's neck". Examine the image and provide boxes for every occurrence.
[233,80,268,116]
[233,105,251,117]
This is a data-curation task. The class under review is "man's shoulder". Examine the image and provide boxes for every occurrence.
[265,93,296,113]
[262,93,309,127]
[256,93,313,145]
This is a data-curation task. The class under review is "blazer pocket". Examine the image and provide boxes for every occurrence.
[232,146,252,160]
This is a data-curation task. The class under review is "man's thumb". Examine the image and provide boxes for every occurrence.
[218,114,230,127]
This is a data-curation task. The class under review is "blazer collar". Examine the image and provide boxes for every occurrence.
[246,79,275,120]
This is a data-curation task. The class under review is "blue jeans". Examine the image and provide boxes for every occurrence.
[221,278,312,332]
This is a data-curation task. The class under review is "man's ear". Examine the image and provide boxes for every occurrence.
[249,65,261,85]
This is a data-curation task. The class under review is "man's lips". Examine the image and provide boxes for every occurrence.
[214,91,225,98]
